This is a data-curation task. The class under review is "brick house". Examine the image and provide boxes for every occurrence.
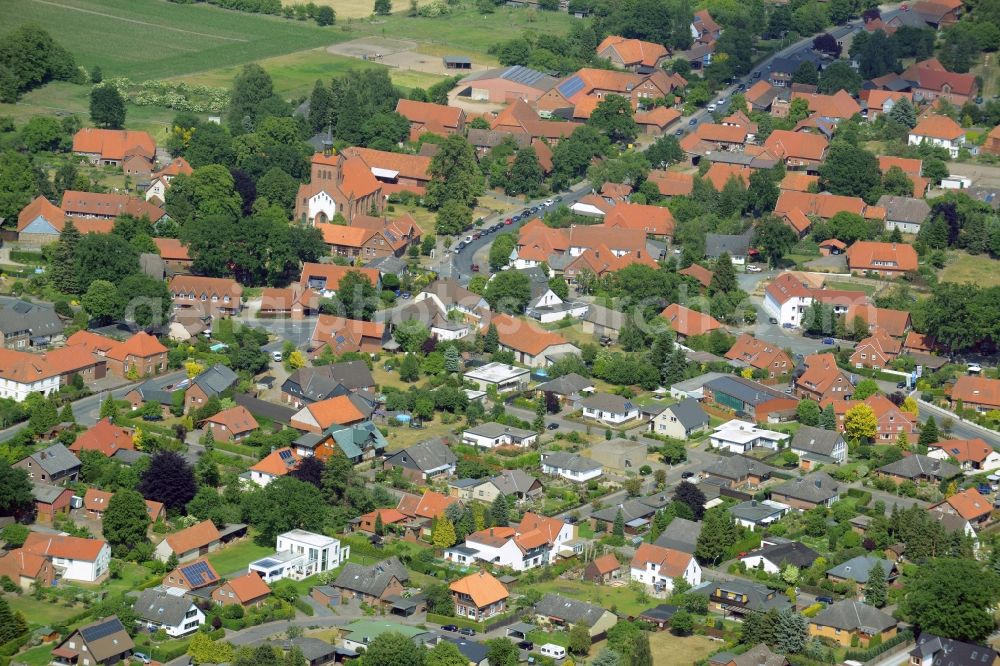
[168,275,243,317]
[450,570,508,621]
[212,572,271,608]
[104,332,167,378]
[295,151,383,225]
[202,405,259,442]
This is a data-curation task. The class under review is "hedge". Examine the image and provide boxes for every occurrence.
[844,630,913,662]
[0,633,30,658]
[846,488,872,506]
[293,598,314,616]
[151,639,192,662]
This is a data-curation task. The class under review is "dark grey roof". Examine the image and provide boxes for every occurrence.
[747,540,820,569]
[639,604,677,621]
[812,600,896,633]
[536,373,593,396]
[466,129,532,150]
[928,505,971,534]
[31,482,67,504]
[133,589,196,627]
[826,556,889,584]
[911,633,998,666]
[192,364,238,397]
[878,454,960,480]
[664,398,709,430]
[232,394,296,424]
[282,361,375,403]
[694,579,791,612]
[591,497,659,524]
[490,469,540,496]
[706,229,754,258]
[333,557,409,597]
[541,452,602,474]
[0,297,64,338]
[307,131,334,152]
[790,426,845,458]
[654,517,702,553]
[771,472,839,504]
[580,392,635,414]
[534,593,610,628]
[442,637,487,664]
[388,439,457,472]
[112,449,148,465]
[706,152,779,169]
[731,500,786,523]
[443,56,472,65]
[704,375,786,407]
[582,303,626,331]
[269,638,338,662]
[877,195,931,225]
[771,51,825,75]
[465,422,535,439]
[966,187,1000,211]
[292,432,324,451]
[704,455,778,482]
[365,254,408,274]
[131,374,180,405]
[23,444,80,476]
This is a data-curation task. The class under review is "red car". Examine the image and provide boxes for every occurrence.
[504,218,513,225]
[471,264,480,272]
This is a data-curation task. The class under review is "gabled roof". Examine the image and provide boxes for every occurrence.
[663,398,710,430]
[394,99,463,132]
[679,263,713,288]
[450,570,508,607]
[24,532,107,562]
[910,634,998,666]
[488,313,573,356]
[951,375,1000,408]
[490,469,542,496]
[204,405,258,435]
[826,555,890,583]
[589,553,621,575]
[164,519,221,555]
[903,60,977,96]
[191,364,238,397]
[73,128,155,161]
[763,130,829,162]
[931,438,993,464]
[340,146,432,183]
[224,572,271,602]
[134,588,196,626]
[604,202,675,237]
[845,241,918,272]
[168,275,243,300]
[632,543,694,577]
[779,172,819,192]
[910,114,964,141]
[396,489,455,519]
[660,303,723,337]
[70,418,134,456]
[250,447,301,477]
[936,487,992,521]
[20,443,80,476]
[878,454,960,480]
[845,304,911,337]
[597,35,669,68]
[746,540,820,569]
[153,237,191,261]
[106,332,167,361]
[791,89,862,119]
[60,191,165,222]
[704,455,778,482]
[775,190,877,219]
[581,392,635,414]
[724,333,791,372]
[389,439,457,473]
[536,372,594,396]
[534,593,610,627]
[654,517,702,553]
[67,616,135,662]
[541,451,602,474]
[334,556,409,597]
[789,425,844,457]
[648,170,694,196]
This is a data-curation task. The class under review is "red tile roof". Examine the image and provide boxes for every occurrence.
[763,130,829,162]
[910,114,964,141]
[933,438,993,465]
[775,191,881,220]
[951,376,1000,409]
[679,263,713,288]
[299,263,380,292]
[106,332,167,362]
[450,570,508,608]
[43,344,100,376]
[779,172,819,192]
[204,405,259,435]
[169,275,243,301]
[250,447,300,477]
[73,128,155,162]
[154,237,191,261]
[487,313,573,356]
[845,241,918,272]
[60,191,165,222]
[597,35,669,68]
[704,163,752,190]
[844,304,911,337]
[765,273,812,305]
[867,90,914,112]
[903,60,977,97]
[165,519,221,555]
[939,487,992,521]
[632,543,693,577]
[604,202,675,237]
[395,99,464,134]
[66,330,119,355]
[70,418,134,456]
[725,334,792,372]
[224,572,271,603]
[648,170,694,196]
[24,532,107,562]
[791,90,862,119]
[299,396,366,430]
[660,303,723,337]
[589,553,621,575]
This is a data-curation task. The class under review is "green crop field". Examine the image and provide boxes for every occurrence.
[1,0,352,80]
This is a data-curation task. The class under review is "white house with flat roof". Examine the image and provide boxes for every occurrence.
[463,363,531,393]
[710,419,790,454]
[249,530,349,583]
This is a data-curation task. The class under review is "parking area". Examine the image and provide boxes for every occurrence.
[327,38,491,77]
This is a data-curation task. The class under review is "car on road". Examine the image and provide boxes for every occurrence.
[736,83,745,91]
[544,198,555,206]
[471,264,479,272]
[707,103,717,111]
[681,471,695,479]
[463,235,474,243]
[816,596,834,604]
[822,337,835,345]
[517,641,534,651]
[547,422,559,430]
[458,628,476,637]
[689,118,698,126]
[400,292,411,299]
[752,71,762,79]
[442,625,459,632]
[768,317,778,324]
[133,654,151,664]
[746,264,762,272]
[782,323,794,329]
[896,380,908,389]
[675,128,684,136]
[271,351,283,363]
[504,218,512,224]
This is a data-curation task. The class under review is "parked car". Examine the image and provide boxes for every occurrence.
[707,103,717,111]
[400,292,411,299]
[547,422,560,430]
[463,235,474,243]
[271,351,283,363]
[689,118,698,126]
[782,323,794,329]
[458,628,476,637]
[968,363,983,374]
[681,471,695,479]
[752,71,762,79]
[133,654,151,665]
[816,596,834,604]
[517,641,534,651]
[442,625,459,632]
[600,336,613,347]
[768,317,778,324]
[746,264,762,272]
[675,128,684,136]
[896,380,908,388]
[504,218,513,224]
[471,264,480,272]
[822,337,835,345]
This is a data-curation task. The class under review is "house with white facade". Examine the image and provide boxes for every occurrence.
[630,543,702,592]
[540,452,603,482]
[908,115,967,159]
[710,420,790,454]
[790,426,848,466]
[462,422,538,449]
[0,349,61,402]
[740,539,820,574]
[731,499,792,530]
[649,398,710,440]
[763,273,813,328]
[581,393,641,425]
[927,438,1000,473]
[463,363,531,394]
[23,533,110,582]
[446,513,575,571]
[133,587,204,637]
[249,530,349,583]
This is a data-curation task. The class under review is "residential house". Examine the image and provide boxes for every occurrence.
[763,130,830,170]
[0,348,61,402]
[931,487,993,526]
[452,470,543,504]
[630,543,702,592]
[679,264,714,290]
[294,421,387,463]
[451,571,508,621]
[596,35,669,72]
[490,98,583,142]
[710,419,790,454]
[902,59,978,105]
[649,398,709,440]
[832,395,918,444]
[851,329,903,369]
[396,490,457,539]
[332,557,409,607]
[83,488,163,523]
[248,447,301,486]
[383,439,457,481]
[462,422,538,449]
[154,519,222,563]
[718,645,789,666]
[133,588,204,637]
[445,525,548,571]
[14,444,80,485]
[101,332,167,378]
[184,364,238,414]
[163,558,220,591]
[691,9,722,43]
[51,616,134,666]
[31,483,74,521]
[486,314,579,367]
[589,494,672,535]
[395,99,465,141]
[909,114,967,158]
[202,405,258,442]
[789,426,847,468]
[741,539,820,574]
[928,438,1000,472]
[145,158,193,204]
[0,548,55,591]
[703,375,797,421]
[770,472,840,510]
[679,123,751,157]
[730,500,791,530]
[985,125,1000,156]
[844,304,912,338]
[794,353,855,404]
[774,191,885,227]
[706,229,754,265]
[60,191,165,224]
[826,555,894,585]
[0,297,64,349]
[24,532,111,582]
[659,303,724,341]
[73,128,155,168]
[537,68,684,117]
[281,361,374,408]
[295,150,383,225]
[584,554,623,584]
[654,517,702,553]
[696,579,792,618]
[540,452,603,482]
[581,393,640,425]
[703,456,778,490]
[725,334,793,378]
[354,508,407,535]
[604,202,676,240]
[290,395,367,434]
[339,621,429,654]
[910,634,1000,666]
[533,593,618,638]
[864,90,914,120]
[809,600,898,647]
[763,272,813,328]
[791,89,862,121]
[648,169,695,197]
[212,572,271,608]
[878,195,931,235]
[951,376,1000,413]
[535,372,595,408]
[244,529,348,584]
[169,275,243,317]
[70,418,134,457]
[877,454,960,484]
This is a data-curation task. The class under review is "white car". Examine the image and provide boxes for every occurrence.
[271,351,283,362]
[968,363,983,374]
[707,103,717,112]
[746,264,762,273]
[463,235,474,243]
[544,199,554,206]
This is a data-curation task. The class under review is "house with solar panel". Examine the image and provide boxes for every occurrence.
[51,616,135,666]
[133,587,204,637]
[249,530,350,583]
[164,558,220,593]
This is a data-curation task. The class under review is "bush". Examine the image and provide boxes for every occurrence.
[846,488,872,506]
[293,598,314,616]
[844,630,913,661]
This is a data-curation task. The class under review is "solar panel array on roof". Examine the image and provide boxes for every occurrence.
[557,75,586,99]
[180,560,217,587]
[81,618,124,642]
[501,65,546,86]
[12,301,32,314]
[279,450,294,461]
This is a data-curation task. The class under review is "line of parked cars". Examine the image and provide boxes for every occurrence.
[453,198,560,254]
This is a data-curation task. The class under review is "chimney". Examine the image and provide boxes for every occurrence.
[751,500,757,507]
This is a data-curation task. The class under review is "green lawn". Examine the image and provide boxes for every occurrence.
[823,280,877,295]
[530,579,652,618]
[8,595,83,628]
[206,540,274,576]
[15,644,55,666]
[3,0,350,80]
[939,251,1000,288]
[648,633,720,664]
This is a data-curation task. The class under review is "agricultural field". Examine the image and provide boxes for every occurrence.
[2,0,350,80]
[309,0,435,19]
[939,251,1000,288]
